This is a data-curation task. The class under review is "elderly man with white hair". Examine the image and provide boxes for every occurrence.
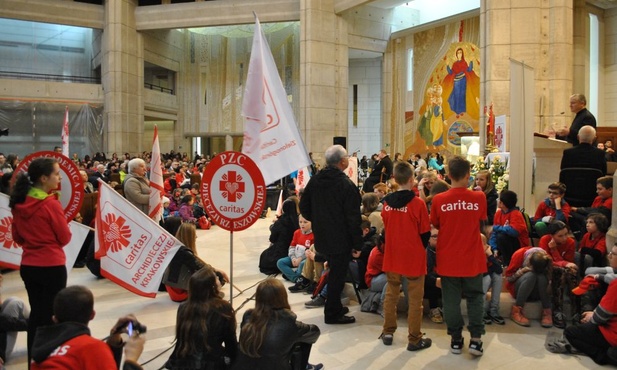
[560,125,607,174]
[123,158,151,216]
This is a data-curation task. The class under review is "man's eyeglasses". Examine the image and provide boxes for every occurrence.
[610,251,617,257]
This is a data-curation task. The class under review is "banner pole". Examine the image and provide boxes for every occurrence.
[230,230,234,306]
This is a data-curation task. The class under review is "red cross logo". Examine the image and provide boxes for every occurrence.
[101,213,132,253]
[220,171,245,202]
[0,217,18,249]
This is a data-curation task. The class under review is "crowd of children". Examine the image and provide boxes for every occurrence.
[270,151,617,365]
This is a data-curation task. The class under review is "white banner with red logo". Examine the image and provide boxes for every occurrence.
[149,125,164,222]
[241,16,311,185]
[0,193,88,273]
[296,166,311,193]
[95,181,182,298]
[344,156,358,186]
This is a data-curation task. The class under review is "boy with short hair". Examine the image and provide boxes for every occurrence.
[533,182,571,225]
[379,161,432,351]
[430,156,487,356]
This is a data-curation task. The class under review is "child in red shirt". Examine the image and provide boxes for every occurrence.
[539,221,577,328]
[379,161,432,351]
[577,213,609,276]
[430,156,487,356]
[489,190,529,266]
[570,176,613,238]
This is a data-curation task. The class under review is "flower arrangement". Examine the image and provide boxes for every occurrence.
[471,155,509,193]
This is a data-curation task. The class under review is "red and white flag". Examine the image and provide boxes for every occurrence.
[95,181,181,298]
[344,156,358,186]
[241,16,311,185]
[296,166,311,193]
[61,106,69,157]
[149,125,164,222]
[0,193,88,273]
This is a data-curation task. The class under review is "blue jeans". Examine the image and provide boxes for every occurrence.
[277,257,305,282]
[482,272,502,316]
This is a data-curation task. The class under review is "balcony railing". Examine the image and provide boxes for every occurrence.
[144,82,175,95]
[0,71,101,84]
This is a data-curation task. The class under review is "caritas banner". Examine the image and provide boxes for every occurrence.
[0,193,88,273]
[95,181,182,298]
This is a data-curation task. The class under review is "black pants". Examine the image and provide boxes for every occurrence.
[290,342,313,370]
[20,265,67,362]
[496,233,520,266]
[565,323,617,365]
[324,252,351,321]
[423,279,442,309]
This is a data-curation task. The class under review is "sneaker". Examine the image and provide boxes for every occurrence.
[429,308,443,323]
[407,337,432,351]
[488,313,505,325]
[289,276,310,293]
[304,282,318,295]
[553,311,566,329]
[469,340,484,356]
[380,333,393,346]
[305,295,326,308]
[306,363,324,370]
[450,337,464,354]
[483,313,492,325]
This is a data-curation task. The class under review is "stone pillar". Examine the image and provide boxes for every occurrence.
[300,0,349,160]
[102,0,143,155]
[480,0,573,144]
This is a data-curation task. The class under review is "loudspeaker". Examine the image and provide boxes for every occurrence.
[333,136,346,149]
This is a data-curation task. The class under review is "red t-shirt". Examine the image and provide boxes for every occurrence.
[579,232,607,256]
[599,280,617,346]
[493,208,530,248]
[592,195,612,209]
[539,234,575,267]
[430,187,488,277]
[381,196,430,276]
[534,200,571,222]
[288,230,314,259]
[31,334,117,370]
[365,246,384,287]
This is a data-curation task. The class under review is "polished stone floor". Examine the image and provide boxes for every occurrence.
[2,216,609,369]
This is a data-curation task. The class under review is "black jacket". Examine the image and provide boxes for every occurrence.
[560,143,607,174]
[231,309,320,370]
[299,166,362,255]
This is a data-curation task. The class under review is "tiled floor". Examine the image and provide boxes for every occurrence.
[2,216,609,369]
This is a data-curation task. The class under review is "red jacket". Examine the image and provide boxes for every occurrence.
[365,246,384,287]
[534,199,571,223]
[493,208,530,248]
[539,234,575,268]
[12,189,71,267]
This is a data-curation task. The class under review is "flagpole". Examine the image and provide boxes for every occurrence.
[230,230,234,306]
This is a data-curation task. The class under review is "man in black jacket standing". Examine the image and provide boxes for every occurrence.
[300,145,362,324]
[557,94,596,145]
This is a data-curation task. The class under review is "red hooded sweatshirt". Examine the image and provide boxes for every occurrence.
[12,188,71,266]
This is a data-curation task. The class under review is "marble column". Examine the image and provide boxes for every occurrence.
[480,0,573,210]
[102,0,144,155]
[300,0,349,160]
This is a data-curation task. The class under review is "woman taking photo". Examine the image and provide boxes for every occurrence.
[232,279,321,370]
[166,266,237,369]
[10,157,71,360]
